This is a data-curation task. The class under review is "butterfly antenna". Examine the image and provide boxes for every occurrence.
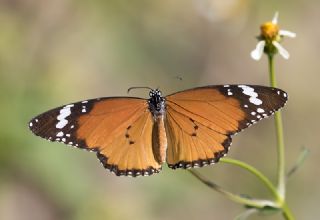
[127,86,153,94]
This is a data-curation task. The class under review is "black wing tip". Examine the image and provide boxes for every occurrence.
[28,117,39,132]
[96,152,161,177]
[28,117,49,141]
[271,87,288,101]
[227,86,288,134]
[28,115,92,151]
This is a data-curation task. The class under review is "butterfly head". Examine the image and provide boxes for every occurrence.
[148,89,166,117]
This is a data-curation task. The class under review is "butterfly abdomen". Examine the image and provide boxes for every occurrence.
[152,115,167,164]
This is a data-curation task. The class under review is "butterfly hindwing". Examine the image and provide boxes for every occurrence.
[29,97,162,176]
[165,105,231,168]
[96,111,162,176]
[165,85,287,169]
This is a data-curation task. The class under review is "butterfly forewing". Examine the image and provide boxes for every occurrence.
[165,85,287,169]
[29,97,162,177]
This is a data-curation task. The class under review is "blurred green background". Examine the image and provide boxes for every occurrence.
[0,0,318,219]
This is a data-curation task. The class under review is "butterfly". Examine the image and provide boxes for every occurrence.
[28,85,288,177]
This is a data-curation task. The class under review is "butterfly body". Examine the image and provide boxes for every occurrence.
[152,115,167,164]
[29,85,288,177]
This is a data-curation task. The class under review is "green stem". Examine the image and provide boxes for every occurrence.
[220,158,280,202]
[282,202,295,220]
[220,158,294,219]
[268,54,277,87]
[189,170,277,209]
[268,54,286,200]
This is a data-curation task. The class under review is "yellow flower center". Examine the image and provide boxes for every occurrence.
[260,22,279,40]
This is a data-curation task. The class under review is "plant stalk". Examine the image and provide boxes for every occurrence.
[220,158,280,201]
[282,202,295,220]
[268,54,286,200]
[189,170,277,209]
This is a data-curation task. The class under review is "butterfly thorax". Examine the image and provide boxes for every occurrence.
[148,89,166,118]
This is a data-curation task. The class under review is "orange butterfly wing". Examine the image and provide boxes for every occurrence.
[29,97,161,176]
[165,85,287,168]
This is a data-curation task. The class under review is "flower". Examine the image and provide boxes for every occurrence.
[251,12,296,60]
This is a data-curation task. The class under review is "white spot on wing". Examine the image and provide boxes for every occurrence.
[29,122,33,127]
[238,85,262,105]
[257,108,265,113]
[56,131,64,137]
[56,104,74,129]
[250,97,262,105]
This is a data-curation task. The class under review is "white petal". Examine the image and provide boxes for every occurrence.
[272,41,290,59]
[250,41,266,60]
[272,11,279,24]
[279,30,296,38]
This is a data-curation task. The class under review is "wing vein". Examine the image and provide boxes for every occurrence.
[167,104,226,135]
[82,105,146,146]
[204,101,241,126]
